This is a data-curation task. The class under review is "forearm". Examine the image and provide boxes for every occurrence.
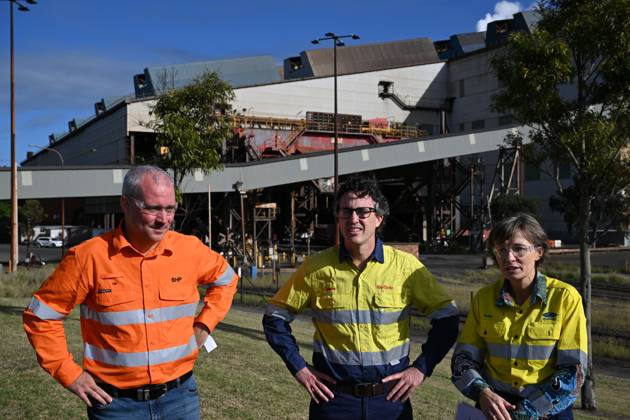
[450,349,490,401]
[413,315,459,376]
[196,279,238,331]
[23,309,83,387]
[262,310,307,375]
[516,366,579,418]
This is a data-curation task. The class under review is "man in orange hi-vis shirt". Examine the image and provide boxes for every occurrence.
[23,165,238,419]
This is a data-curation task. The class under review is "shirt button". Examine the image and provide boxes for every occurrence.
[514,361,518,366]
[513,335,518,339]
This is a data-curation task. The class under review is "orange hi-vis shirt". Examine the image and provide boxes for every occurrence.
[23,226,238,389]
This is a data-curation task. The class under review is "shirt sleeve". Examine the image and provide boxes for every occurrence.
[451,291,491,401]
[22,250,90,388]
[408,264,460,376]
[515,287,587,418]
[262,264,312,375]
[194,246,239,332]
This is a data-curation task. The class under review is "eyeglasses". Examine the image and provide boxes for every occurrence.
[493,245,538,258]
[338,207,377,219]
[128,198,177,216]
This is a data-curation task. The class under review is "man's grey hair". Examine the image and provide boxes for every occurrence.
[122,165,174,200]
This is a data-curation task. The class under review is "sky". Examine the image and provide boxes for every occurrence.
[0,0,533,167]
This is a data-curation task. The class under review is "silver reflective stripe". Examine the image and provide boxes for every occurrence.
[212,265,237,287]
[455,368,483,392]
[84,335,197,367]
[27,297,67,321]
[557,349,587,366]
[427,301,459,320]
[80,302,197,326]
[526,388,554,414]
[486,342,555,360]
[453,343,484,363]
[312,340,410,366]
[265,304,295,322]
[312,307,410,325]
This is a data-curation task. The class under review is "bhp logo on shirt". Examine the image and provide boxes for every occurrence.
[376,284,394,290]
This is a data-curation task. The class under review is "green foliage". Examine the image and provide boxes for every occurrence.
[490,194,539,222]
[0,201,9,218]
[19,200,45,243]
[491,0,630,241]
[148,71,235,192]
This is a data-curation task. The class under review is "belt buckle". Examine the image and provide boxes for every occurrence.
[151,384,168,400]
[353,382,377,398]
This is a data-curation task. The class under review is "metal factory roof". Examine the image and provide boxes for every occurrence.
[136,55,282,96]
[299,38,441,78]
[451,32,486,54]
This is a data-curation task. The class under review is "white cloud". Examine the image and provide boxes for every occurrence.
[476,1,524,32]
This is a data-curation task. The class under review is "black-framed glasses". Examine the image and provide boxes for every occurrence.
[127,197,178,216]
[493,245,538,258]
[338,207,377,219]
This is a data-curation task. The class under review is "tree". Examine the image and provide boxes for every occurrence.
[19,200,45,260]
[146,70,235,229]
[491,0,630,410]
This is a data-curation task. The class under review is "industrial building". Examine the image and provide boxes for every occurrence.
[10,10,624,261]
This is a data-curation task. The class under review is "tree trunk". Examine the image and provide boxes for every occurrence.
[579,182,597,410]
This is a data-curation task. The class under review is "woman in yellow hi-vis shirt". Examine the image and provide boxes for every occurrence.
[451,213,587,420]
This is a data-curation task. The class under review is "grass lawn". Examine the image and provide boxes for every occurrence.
[2,298,629,419]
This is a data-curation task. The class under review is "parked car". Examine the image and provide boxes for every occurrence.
[34,236,63,248]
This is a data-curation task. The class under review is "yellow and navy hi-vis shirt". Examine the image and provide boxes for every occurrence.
[263,239,459,383]
[452,272,587,416]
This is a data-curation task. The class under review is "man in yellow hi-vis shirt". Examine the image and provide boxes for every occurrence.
[263,178,459,419]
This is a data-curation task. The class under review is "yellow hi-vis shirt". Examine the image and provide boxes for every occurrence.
[454,274,587,398]
[267,244,458,380]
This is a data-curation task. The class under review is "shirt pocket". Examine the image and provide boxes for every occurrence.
[314,293,347,309]
[94,273,134,307]
[159,275,195,303]
[478,321,507,341]
[373,290,407,309]
[526,322,561,340]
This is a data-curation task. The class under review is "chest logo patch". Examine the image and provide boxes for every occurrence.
[542,312,557,320]
[97,289,112,294]
[171,276,183,283]
[376,284,394,290]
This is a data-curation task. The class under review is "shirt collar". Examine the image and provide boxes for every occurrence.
[496,271,547,307]
[338,237,385,264]
[112,222,173,257]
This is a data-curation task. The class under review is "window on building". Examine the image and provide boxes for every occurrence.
[471,119,485,130]
[459,79,465,97]
[459,122,466,132]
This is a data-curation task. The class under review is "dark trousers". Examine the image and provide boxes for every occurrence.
[309,390,412,420]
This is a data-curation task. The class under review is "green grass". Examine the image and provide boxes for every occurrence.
[2,298,629,419]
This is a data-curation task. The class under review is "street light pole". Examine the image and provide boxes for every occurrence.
[28,144,65,257]
[6,0,36,272]
[311,32,359,242]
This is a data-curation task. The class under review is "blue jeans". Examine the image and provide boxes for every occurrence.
[87,374,200,420]
[309,391,412,420]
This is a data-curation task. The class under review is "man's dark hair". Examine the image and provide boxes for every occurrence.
[336,177,390,220]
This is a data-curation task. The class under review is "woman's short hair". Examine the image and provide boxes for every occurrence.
[487,213,549,266]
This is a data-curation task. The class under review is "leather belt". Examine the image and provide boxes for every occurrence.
[335,382,390,398]
[98,371,193,401]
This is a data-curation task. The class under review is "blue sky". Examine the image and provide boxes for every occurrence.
[0,0,530,166]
